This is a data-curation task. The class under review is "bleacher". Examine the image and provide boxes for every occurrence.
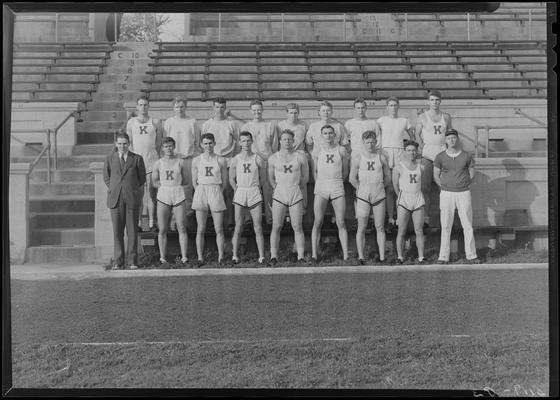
[143,40,547,102]
[11,42,114,104]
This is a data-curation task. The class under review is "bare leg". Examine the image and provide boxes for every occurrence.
[411,207,425,260]
[211,210,225,261]
[250,206,265,260]
[270,200,287,259]
[289,202,305,259]
[332,196,349,260]
[174,202,189,261]
[421,159,434,226]
[157,202,171,261]
[372,201,387,261]
[356,215,369,260]
[396,205,411,260]
[232,205,244,260]
[195,210,208,261]
[311,196,328,259]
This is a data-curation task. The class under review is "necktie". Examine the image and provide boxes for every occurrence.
[120,153,125,170]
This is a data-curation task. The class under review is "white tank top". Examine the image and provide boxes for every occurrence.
[156,158,183,187]
[234,154,260,188]
[358,152,384,186]
[317,145,343,181]
[129,117,157,156]
[398,161,422,193]
[273,151,302,187]
[196,154,222,185]
[422,111,447,146]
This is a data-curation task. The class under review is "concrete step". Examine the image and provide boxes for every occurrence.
[99,73,153,83]
[11,154,106,168]
[13,82,97,91]
[29,195,94,213]
[90,91,141,102]
[31,228,95,246]
[96,82,147,91]
[86,101,126,110]
[30,212,94,230]
[29,168,95,182]
[81,110,128,120]
[30,182,94,196]
[77,131,117,144]
[78,120,124,130]
[26,245,98,264]
[72,144,115,156]
[12,92,91,102]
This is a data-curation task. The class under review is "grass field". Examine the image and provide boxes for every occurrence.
[12,332,548,393]
[120,242,549,270]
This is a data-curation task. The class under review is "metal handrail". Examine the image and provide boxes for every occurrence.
[474,124,547,158]
[11,129,52,183]
[52,110,82,170]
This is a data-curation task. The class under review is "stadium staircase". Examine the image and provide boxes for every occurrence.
[12,39,548,263]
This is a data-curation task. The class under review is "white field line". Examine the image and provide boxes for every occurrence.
[31,335,475,347]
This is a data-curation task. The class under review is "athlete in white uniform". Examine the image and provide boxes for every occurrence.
[127,96,162,232]
[163,97,200,219]
[393,140,426,264]
[349,131,391,264]
[152,137,190,266]
[201,97,240,229]
[240,100,279,226]
[416,90,452,229]
[277,103,310,214]
[311,125,350,262]
[229,131,266,264]
[305,100,348,157]
[377,97,414,231]
[268,129,309,264]
[344,98,382,228]
[192,133,228,266]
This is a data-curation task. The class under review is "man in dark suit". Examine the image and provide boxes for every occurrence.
[103,132,146,269]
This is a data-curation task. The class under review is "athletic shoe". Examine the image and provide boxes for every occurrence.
[218,259,226,267]
[195,259,205,268]
[159,259,169,269]
[257,257,265,265]
[269,257,278,266]
[395,258,404,265]
[111,263,123,270]
[128,264,139,270]
[297,258,307,265]
[417,258,426,265]
[358,258,366,266]
[149,225,158,233]
[231,257,239,265]
[436,259,448,265]
[467,258,481,264]
[180,258,189,267]
[311,257,318,265]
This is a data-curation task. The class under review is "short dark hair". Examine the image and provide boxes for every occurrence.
[403,139,419,149]
[213,97,227,105]
[319,100,333,109]
[137,95,149,104]
[239,130,254,140]
[353,97,367,107]
[285,103,299,112]
[280,129,295,138]
[428,90,442,100]
[362,130,377,141]
[445,129,459,137]
[250,99,263,108]
[201,133,216,143]
[115,132,130,143]
[162,136,176,147]
[386,97,399,105]
[173,96,187,106]
[321,124,335,134]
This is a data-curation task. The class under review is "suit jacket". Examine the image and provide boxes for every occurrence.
[103,150,147,209]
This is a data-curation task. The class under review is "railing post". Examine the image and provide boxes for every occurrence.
[218,13,222,42]
[528,9,532,40]
[474,127,479,158]
[281,13,284,42]
[55,13,59,43]
[467,13,470,41]
[154,13,158,41]
[46,129,52,184]
[114,12,118,41]
[343,13,347,42]
[485,127,490,158]
[405,13,408,41]
[53,125,58,171]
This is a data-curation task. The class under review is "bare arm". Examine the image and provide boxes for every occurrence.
[154,118,163,156]
[380,154,392,189]
[267,155,277,189]
[256,155,268,191]
[180,159,190,186]
[219,157,229,191]
[444,113,453,130]
[228,157,238,192]
[299,153,309,186]
[152,160,161,188]
[311,152,319,182]
[349,155,360,190]
[415,115,424,149]
[191,158,199,191]
[433,165,442,188]
[340,147,350,181]
[392,165,401,195]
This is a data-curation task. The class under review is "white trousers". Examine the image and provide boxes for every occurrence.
[439,190,477,261]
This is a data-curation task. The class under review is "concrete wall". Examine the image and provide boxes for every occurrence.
[10,102,82,157]
[9,163,30,264]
